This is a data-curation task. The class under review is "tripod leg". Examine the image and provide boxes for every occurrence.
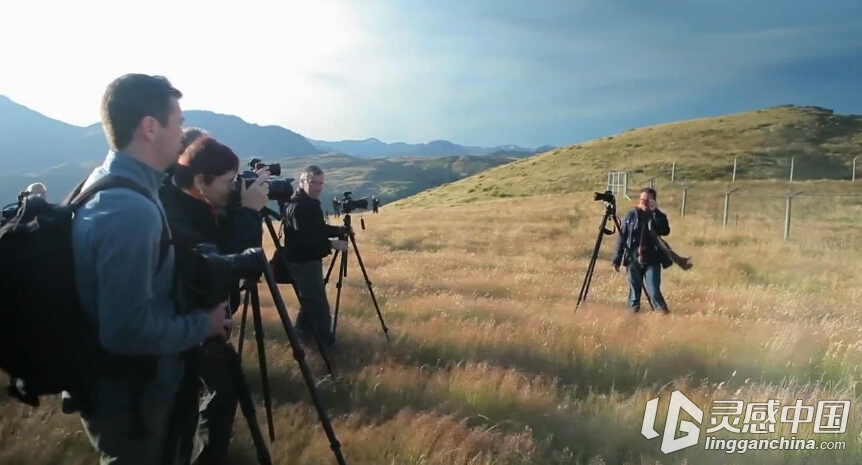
[257,252,347,465]
[249,285,276,442]
[330,248,348,339]
[576,212,610,310]
[223,344,273,465]
[323,250,339,285]
[642,282,655,311]
[346,233,390,340]
[237,288,251,357]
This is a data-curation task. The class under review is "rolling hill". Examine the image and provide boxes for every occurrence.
[0,150,532,210]
[394,105,862,208]
[0,95,547,208]
[307,136,553,158]
[0,95,551,173]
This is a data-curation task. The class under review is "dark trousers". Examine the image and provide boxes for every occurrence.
[72,376,197,465]
[194,342,239,465]
[627,263,668,311]
[288,259,336,346]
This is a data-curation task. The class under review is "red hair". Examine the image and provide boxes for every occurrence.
[173,136,240,188]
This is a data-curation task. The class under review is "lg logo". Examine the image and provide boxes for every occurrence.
[642,390,704,454]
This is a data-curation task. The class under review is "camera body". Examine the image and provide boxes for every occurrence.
[182,243,262,310]
[338,191,369,214]
[593,190,615,204]
[0,191,30,225]
[228,159,295,208]
[594,190,617,213]
[248,158,281,177]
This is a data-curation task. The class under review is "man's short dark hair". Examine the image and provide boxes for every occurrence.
[641,187,657,200]
[181,127,208,152]
[100,74,182,151]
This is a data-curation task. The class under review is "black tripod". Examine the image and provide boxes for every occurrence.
[575,192,655,312]
[576,194,622,310]
[232,247,347,465]
[237,206,336,378]
[324,211,390,341]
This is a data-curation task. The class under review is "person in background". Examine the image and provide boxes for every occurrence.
[282,165,347,347]
[611,187,672,313]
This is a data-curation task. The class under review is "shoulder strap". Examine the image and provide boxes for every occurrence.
[66,175,172,272]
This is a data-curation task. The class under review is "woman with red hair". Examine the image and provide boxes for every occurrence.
[160,135,270,465]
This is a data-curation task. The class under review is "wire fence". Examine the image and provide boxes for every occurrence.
[602,160,862,241]
[616,187,862,241]
[616,155,860,186]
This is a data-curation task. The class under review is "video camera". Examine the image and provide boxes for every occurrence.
[0,191,30,225]
[338,191,369,214]
[230,159,295,207]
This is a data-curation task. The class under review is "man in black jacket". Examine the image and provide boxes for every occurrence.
[611,187,672,313]
[282,165,346,347]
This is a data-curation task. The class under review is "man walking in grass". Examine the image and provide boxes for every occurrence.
[611,187,672,313]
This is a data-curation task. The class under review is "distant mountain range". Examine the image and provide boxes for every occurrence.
[307,137,554,158]
[0,95,553,175]
[0,94,552,206]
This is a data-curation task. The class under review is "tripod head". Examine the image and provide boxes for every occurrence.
[336,211,366,235]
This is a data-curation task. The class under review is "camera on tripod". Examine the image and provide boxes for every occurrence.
[1,191,31,225]
[594,190,616,206]
[576,190,623,310]
[230,159,296,207]
[338,191,369,214]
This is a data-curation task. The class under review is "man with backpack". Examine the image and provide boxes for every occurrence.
[62,74,231,465]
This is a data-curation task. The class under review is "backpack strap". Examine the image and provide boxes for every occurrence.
[66,175,172,272]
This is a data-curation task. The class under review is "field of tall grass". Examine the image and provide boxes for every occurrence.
[1,184,860,464]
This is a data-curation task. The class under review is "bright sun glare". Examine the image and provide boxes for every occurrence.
[0,0,370,130]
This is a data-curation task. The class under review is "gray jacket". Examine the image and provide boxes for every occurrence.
[68,151,211,405]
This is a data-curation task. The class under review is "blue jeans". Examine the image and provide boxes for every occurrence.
[627,263,668,311]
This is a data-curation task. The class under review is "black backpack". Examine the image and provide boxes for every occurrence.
[0,175,170,407]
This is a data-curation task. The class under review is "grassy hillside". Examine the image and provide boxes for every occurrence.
[394,105,862,208]
[0,151,528,208]
[276,152,529,204]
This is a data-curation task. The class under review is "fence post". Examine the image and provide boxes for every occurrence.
[648,177,655,189]
[784,191,804,239]
[732,157,737,182]
[723,188,739,227]
[671,162,676,183]
[853,157,858,182]
[789,156,795,182]
[680,185,694,217]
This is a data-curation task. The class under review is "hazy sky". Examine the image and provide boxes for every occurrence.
[1,0,860,148]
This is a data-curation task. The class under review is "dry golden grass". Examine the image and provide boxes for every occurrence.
[2,184,861,464]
